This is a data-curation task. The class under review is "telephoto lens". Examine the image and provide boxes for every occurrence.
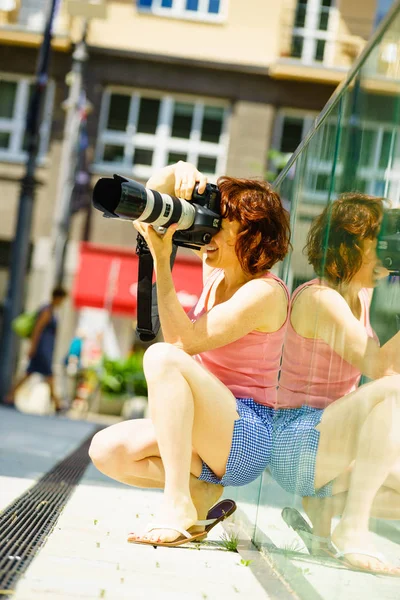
[93,174,196,231]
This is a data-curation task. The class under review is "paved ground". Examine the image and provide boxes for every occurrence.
[1,406,400,599]
[0,408,286,600]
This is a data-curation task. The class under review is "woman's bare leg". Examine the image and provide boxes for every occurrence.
[89,419,223,522]
[5,372,30,404]
[312,375,400,573]
[91,343,240,543]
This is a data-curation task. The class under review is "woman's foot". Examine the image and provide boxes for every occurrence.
[331,519,400,575]
[189,477,223,534]
[128,492,198,544]
[3,394,15,406]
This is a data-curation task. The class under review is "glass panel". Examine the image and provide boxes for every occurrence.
[197,155,217,173]
[186,0,198,10]
[201,106,224,143]
[167,151,187,164]
[208,0,220,14]
[107,94,130,131]
[103,144,125,162]
[137,0,153,7]
[315,39,326,61]
[379,130,395,168]
[137,98,160,134]
[133,148,153,166]
[291,35,304,58]
[161,0,173,7]
[359,128,377,167]
[171,102,194,138]
[248,8,400,599]
[0,81,17,119]
[0,132,11,149]
[294,1,307,28]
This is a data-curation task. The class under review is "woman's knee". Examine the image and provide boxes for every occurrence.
[143,342,187,380]
[88,430,127,471]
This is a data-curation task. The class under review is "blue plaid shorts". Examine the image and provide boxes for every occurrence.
[270,406,333,498]
[198,398,273,487]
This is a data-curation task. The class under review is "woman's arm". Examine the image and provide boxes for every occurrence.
[291,286,400,379]
[154,254,287,354]
[29,308,51,358]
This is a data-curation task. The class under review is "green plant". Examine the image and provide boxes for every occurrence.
[265,149,292,182]
[220,530,239,552]
[99,351,147,397]
[240,559,253,567]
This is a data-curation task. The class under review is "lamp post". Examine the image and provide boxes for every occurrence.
[0,0,60,401]
[50,0,107,287]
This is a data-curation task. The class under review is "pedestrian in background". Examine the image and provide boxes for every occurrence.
[5,286,68,412]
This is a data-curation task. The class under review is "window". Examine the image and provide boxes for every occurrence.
[271,110,334,203]
[273,110,400,205]
[94,89,229,179]
[291,0,337,65]
[137,0,225,22]
[0,75,54,162]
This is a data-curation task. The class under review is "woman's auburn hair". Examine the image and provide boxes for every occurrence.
[216,176,291,276]
[306,192,385,285]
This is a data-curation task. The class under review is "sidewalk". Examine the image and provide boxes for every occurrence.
[2,406,399,600]
[0,407,288,600]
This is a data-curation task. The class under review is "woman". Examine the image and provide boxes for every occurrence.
[89,161,290,547]
[271,193,400,575]
[6,286,67,412]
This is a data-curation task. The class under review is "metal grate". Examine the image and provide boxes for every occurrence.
[0,432,96,595]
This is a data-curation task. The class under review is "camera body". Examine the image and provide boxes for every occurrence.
[92,174,222,249]
[377,209,400,274]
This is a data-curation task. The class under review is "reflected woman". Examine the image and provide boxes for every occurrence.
[272,193,400,575]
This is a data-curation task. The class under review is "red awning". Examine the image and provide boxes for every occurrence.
[72,242,203,317]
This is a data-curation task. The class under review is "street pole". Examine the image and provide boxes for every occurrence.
[52,20,89,286]
[0,0,59,401]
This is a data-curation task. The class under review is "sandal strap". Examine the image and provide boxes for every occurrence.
[194,518,216,526]
[146,524,192,539]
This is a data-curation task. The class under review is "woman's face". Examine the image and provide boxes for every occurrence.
[353,238,389,287]
[204,218,241,270]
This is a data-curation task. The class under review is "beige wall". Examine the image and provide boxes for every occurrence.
[83,0,283,68]
[225,101,276,178]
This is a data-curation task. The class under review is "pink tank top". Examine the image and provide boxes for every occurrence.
[277,279,377,409]
[190,269,289,406]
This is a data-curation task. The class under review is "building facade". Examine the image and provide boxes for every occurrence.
[0,0,381,361]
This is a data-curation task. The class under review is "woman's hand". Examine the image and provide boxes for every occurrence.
[173,161,208,200]
[133,221,178,264]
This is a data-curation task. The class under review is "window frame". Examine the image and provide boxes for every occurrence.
[290,0,339,66]
[136,0,228,24]
[93,86,230,181]
[0,73,55,164]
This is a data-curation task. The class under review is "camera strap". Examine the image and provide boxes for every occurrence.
[136,234,178,342]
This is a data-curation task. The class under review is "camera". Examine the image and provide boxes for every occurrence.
[377,209,400,274]
[92,174,222,249]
